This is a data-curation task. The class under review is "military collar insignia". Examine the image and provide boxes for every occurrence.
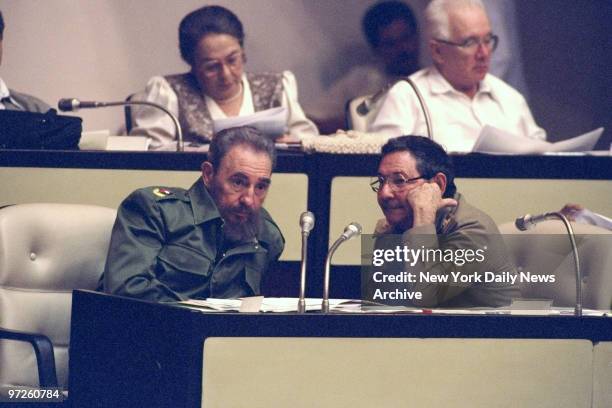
[153,187,173,197]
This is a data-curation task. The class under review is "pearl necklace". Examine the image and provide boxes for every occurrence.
[216,82,244,105]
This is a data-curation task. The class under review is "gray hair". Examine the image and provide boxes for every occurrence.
[208,126,277,170]
[425,0,486,40]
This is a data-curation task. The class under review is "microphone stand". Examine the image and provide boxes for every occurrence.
[554,213,582,317]
[59,99,184,151]
[516,212,582,317]
[322,224,361,313]
[321,237,346,313]
[297,229,309,313]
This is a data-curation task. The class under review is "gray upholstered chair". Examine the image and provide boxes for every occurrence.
[345,94,373,132]
[499,220,612,310]
[0,203,116,397]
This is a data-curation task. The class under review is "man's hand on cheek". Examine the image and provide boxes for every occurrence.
[406,182,457,227]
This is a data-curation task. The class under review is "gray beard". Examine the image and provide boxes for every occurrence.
[223,212,260,244]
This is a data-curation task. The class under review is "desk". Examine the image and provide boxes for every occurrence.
[69,290,612,408]
[2,150,611,298]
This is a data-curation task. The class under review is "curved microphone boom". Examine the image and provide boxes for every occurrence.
[58,98,184,151]
[356,77,433,140]
[297,211,315,313]
[321,222,362,313]
[515,211,582,316]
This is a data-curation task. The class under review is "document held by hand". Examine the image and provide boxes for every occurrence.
[212,106,288,139]
[472,125,604,154]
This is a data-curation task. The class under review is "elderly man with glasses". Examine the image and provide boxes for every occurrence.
[102,126,284,302]
[365,135,520,308]
[369,0,545,152]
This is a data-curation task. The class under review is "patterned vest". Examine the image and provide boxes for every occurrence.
[165,72,283,143]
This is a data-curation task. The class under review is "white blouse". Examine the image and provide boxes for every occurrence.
[130,71,318,149]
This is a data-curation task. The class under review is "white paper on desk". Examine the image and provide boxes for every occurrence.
[472,125,603,154]
[239,296,264,313]
[574,208,612,230]
[106,136,150,151]
[212,107,287,139]
[508,298,553,315]
[181,297,348,312]
[79,130,110,150]
[546,127,604,152]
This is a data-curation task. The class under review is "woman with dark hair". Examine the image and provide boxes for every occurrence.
[130,5,318,149]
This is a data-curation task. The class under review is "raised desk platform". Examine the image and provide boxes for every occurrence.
[69,290,612,408]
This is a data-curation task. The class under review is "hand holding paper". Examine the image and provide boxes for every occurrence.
[213,107,288,139]
[472,125,604,154]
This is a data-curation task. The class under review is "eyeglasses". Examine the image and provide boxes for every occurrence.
[198,51,245,78]
[435,34,499,53]
[370,174,427,193]
[227,174,270,198]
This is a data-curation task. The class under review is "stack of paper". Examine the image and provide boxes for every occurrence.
[472,126,604,154]
[78,130,151,151]
[179,297,612,316]
[573,208,612,230]
[213,107,288,139]
[180,297,350,313]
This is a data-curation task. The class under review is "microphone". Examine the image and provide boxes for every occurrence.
[297,211,315,313]
[58,98,104,111]
[515,211,582,316]
[321,222,362,313]
[341,223,361,240]
[515,213,554,231]
[300,211,315,237]
[355,77,433,140]
[58,97,184,151]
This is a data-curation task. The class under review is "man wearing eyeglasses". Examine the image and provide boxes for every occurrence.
[368,0,545,153]
[102,126,284,302]
[366,135,519,308]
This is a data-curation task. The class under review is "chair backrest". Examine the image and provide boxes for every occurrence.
[124,93,136,134]
[499,220,612,309]
[345,94,376,133]
[0,203,116,389]
[124,90,149,134]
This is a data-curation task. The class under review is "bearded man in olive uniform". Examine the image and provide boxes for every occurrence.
[102,126,284,302]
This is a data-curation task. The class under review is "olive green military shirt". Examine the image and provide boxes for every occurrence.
[102,179,285,302]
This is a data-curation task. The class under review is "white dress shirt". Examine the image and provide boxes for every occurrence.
[130,70,318,149]
[0,78,22,110]
[368,67,546,153]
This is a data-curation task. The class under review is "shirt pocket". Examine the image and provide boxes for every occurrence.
[242,251,270,295]
[244,264,261,295]
[157,244,213,295]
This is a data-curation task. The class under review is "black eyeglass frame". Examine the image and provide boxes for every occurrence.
[369,174,428,193]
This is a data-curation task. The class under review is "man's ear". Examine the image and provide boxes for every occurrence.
[201,161,214,187]
[429,40,444,65]
[431,172,447,195]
